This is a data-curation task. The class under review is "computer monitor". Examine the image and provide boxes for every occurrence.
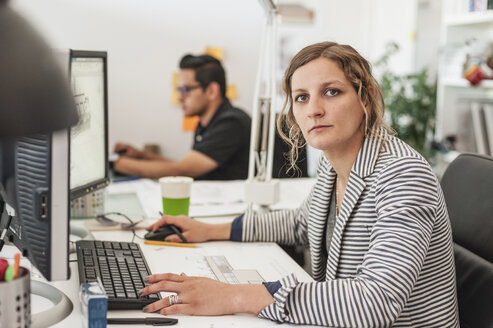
[0,131,71,282]
[0,7,78,280]
[68,50,109,199]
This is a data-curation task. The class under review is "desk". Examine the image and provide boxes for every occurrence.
[31,179,316,327]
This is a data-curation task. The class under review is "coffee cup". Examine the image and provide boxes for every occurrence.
[159,176,193,216]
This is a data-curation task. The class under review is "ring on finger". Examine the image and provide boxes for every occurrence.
[168,294,182,306]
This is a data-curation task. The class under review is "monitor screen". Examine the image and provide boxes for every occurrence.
[70,51,109,199]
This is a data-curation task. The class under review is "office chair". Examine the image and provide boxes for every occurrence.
[440,153,493,328]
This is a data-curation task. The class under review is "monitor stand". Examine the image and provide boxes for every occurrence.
[31,280,73,328]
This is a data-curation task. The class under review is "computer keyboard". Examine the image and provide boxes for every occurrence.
[76,240,161,310]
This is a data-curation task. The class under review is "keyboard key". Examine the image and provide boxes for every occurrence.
[83,257,94,266]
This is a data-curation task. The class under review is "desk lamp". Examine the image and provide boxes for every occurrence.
[245,0,280,206]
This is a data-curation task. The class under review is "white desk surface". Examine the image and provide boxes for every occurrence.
[31,178,317,327]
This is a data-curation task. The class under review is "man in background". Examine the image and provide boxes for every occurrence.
[114,54,251,180]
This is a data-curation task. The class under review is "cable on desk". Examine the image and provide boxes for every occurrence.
[95,212,147,242]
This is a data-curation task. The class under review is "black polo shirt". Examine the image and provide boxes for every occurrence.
[193,100,251,180]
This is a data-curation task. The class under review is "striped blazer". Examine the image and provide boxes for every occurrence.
[242,128,459,327]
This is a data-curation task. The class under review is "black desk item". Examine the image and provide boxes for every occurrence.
[76,240,161,310]
[144,224,185,242]
[107,317,178,326]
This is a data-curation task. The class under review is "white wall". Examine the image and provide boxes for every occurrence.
[10,0,440,174]
[11,0,264,160]
[415,0,442,77]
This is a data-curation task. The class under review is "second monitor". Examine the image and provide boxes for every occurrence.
[69,50,109,200]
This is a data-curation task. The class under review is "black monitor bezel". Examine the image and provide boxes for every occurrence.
[69,50,110,200]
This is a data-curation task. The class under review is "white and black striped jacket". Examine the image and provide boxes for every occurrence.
[242,128,459,327]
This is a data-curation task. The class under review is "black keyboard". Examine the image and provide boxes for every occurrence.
[76,240,161,310]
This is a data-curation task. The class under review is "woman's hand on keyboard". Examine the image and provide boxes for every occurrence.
[146,215,231,243]
[140,273,274,316]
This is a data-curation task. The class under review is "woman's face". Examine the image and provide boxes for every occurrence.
[291,57,365,153]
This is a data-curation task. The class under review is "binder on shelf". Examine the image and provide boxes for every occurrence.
[470,101,490,155]
[482,103,493,155]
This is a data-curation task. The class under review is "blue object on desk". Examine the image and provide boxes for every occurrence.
[80,280,108,328]
[111,176,140,183]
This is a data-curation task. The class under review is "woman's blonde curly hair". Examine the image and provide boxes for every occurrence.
[277,41,394,173]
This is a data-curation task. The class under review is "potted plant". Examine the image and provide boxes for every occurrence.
[375,42,437,162]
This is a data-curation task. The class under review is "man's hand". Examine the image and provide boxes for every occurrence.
[114,142,143,158]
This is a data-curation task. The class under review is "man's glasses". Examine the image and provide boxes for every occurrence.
[176,84,202,96]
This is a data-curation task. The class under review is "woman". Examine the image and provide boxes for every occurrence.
[141,42,459,327]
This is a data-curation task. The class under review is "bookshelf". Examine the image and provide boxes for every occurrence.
[436,1,493,153]
[444,9,493,26]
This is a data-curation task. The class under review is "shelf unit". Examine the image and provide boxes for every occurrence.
[436,3,493,153]
[444,9,493,26]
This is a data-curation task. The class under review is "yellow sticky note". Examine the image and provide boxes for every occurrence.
[204,47,223,61]
[172,72,180,105]
[172,90,179,106]
[183,116,200,131]
[172,72,179,87]
[226,84,237,100]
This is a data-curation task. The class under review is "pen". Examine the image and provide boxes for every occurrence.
[144,240,196,248]
[4,264,14,282]
[13,253,20,279]
[107,317,178,326]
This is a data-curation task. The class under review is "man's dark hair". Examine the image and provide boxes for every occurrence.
[179,54,227,98]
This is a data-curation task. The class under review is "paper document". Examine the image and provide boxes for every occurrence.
[189,180,247,217]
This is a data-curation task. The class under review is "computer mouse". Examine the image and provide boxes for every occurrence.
[144,224,182,241]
